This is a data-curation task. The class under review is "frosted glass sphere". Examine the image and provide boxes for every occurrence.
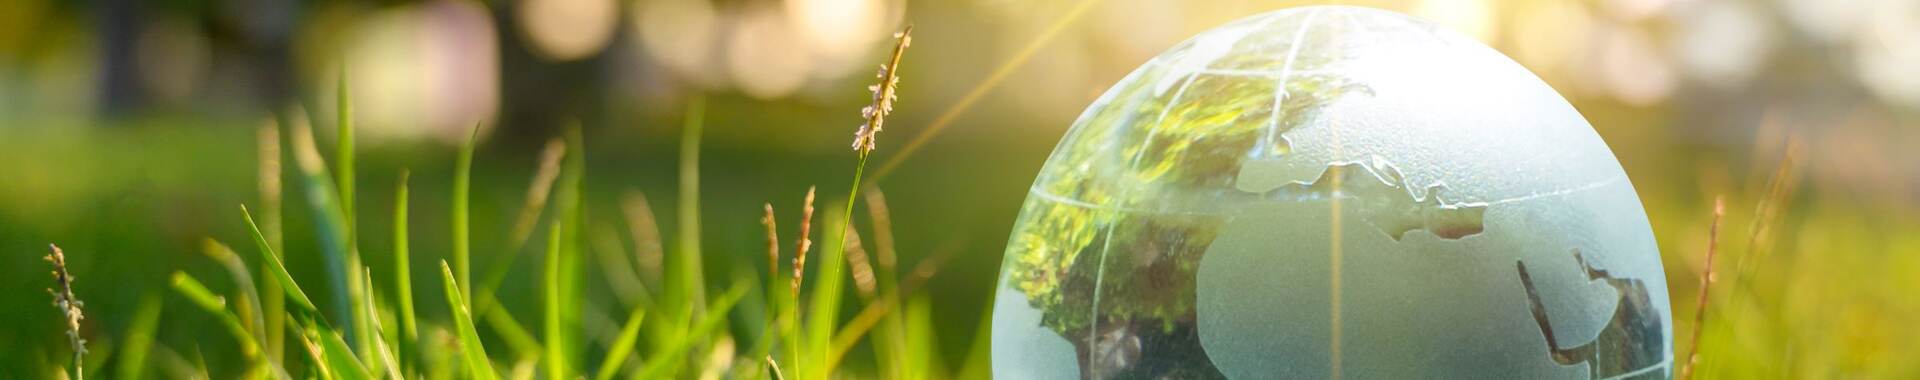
[991,6,1671,379]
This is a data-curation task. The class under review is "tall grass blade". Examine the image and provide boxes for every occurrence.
[508,139,566,251]
[543,223,572,380]
[547,125,587,380]
[805,208,850,378]
[651,97,707,378]
[259,118,288,365]
[593,308,646,380]
[675,97,708,309]
[169,272,264,372]
[289,114,354,336]
[201,239,266,344]
[392,172,419,375]
[902,295,945,380]
[308,323,374,380]
[441,261,498,380]
[333,65,374,360]
[335,64,355,231]
[956,302,994,380]
[363,268,404,380]
[453,123,478,300]
[472,137,564,316]
[592,226,653,309]
[242,205,318,313]
[633,282,748,380]
[116,293,164,380]
[475,291,544,357]
[862,186,907,377]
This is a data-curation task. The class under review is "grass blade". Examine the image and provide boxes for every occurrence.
[507,139,566,252]
[546,124,587,380]
[805,208,850,378]
[169,272,264,368]
[634,282,748,380]
[242,205,318,314]
[309,324,373,380]
[453,123,478,300]
[956,302,994,380]
[476,291,544,357]
[289,114,355,335]
[543,223,571,380]
[258,118,287,365]
[863,187,908,378]
[333,66,374,361]
[674,97,708,309]
[902,295,946,379]
[593,308,646,380]
[116,293,164,380]
[472,137,565,316]
[201,239,265,344]
[335,64,355,231]
[363,269,403,380]
[393,171,419,375]
[441,261,497,380]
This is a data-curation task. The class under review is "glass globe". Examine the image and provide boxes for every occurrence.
[991,6,1672,379]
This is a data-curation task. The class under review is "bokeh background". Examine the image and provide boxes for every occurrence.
[2,0,1916,377]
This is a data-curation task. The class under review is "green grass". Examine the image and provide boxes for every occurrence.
[66,54,989,378]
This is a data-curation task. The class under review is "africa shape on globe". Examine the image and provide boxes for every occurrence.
[991,6,1673,380]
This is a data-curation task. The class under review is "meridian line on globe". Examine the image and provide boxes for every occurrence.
[1084,13,1318,375]
[1261,9,1327,159]
[1319,16,1346,376]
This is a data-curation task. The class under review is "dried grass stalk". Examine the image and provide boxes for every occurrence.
[510,138,568,248]
[1679,197,1725,380]
[763,203,781,282]
[622,191,664,283]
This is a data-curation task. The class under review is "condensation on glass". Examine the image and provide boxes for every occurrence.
[992,6,1672,379]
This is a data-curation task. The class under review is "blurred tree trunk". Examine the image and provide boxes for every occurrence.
[96,0,142,117]
[492,0,615,145]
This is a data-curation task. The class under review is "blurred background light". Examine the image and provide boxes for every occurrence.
[1508,0,1591,80]
[341,1,499,143]
[1595,22,1675,106]
[785,0,895,79]
[1854,0,1920,106]
[518,0,620,61]
[1778,0,1873,43]
[635,0,725,89]
[1094,0,1187,65]
[1602,0,1672,21]
[1413,0,1497,42]
[727,4,814,99]
[1671,0,1773,89]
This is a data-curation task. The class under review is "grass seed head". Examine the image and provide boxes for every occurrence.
[47,244,86,379]
[763,202,780,282]
[792,186,817,298]
[852,25,914,155]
